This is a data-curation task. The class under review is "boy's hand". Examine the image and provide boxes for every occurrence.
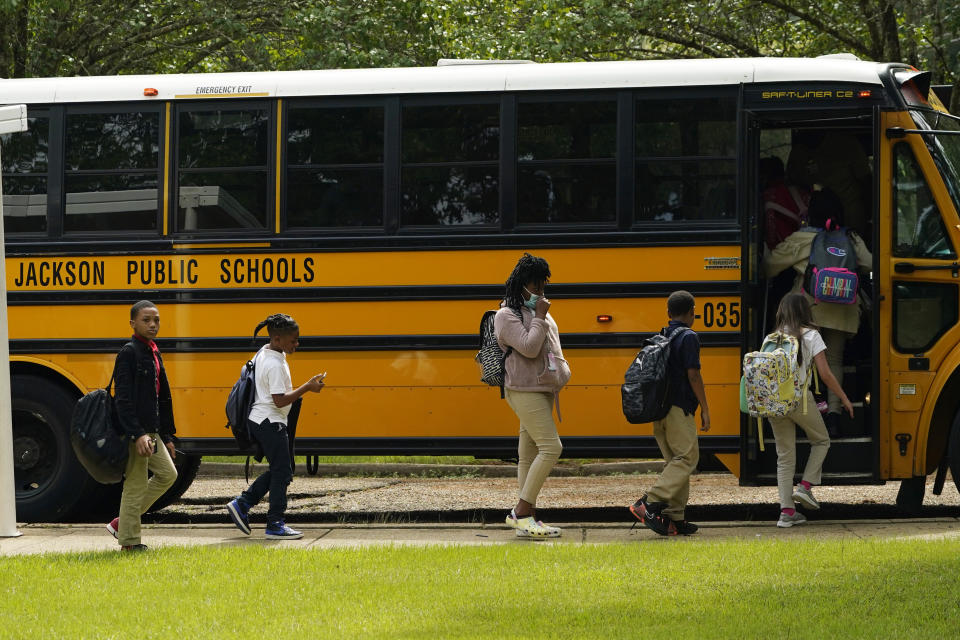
[166,441,176,460]
[700,411,711,432]
[135,434,154,457]
[306,374,325,392]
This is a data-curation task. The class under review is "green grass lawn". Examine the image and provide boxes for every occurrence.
[2,538,958,638]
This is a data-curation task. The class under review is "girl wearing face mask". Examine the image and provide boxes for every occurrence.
[493,253,572,539]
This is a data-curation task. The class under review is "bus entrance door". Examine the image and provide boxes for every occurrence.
[878,109,960,484]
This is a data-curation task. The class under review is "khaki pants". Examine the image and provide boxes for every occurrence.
[648,406,699,521]
[504,389,562,505]
[820,328,849,415]
[768,392,831,509]
[118,433,178,546]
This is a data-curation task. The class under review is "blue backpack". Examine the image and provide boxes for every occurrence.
[224,359,258,453]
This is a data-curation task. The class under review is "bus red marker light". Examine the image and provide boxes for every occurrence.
[597,315,613,323]
[858,90,872,98]
[144,88,158,97]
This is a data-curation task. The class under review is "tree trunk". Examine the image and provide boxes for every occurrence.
[879,0,901,62]
[12,0,29,78]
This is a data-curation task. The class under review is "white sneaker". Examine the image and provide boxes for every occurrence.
[777,511,808,528]
[514,516,562,538]
[792,484,821,510]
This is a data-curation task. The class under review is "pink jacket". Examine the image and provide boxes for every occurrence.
[494,305,571,393]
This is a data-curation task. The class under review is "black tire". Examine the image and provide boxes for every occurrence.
[949,410,960,496]
[12,375,96,522]
[146,453,201,512]
[78,451,202,520]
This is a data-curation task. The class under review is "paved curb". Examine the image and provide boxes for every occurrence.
[5,519,959,556]
[197,460,665,478]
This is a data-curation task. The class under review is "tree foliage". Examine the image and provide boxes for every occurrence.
[0,1,957,109]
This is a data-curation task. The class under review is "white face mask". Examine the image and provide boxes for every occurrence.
[523,286,540,310]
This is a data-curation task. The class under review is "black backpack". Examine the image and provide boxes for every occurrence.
[70,373,128,484]
[621,327,690,424]
[224,359,258,454]
[475,308,522,398]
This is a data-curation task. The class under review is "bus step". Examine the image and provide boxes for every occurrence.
[751,472,880,485]
[762,437,873,444]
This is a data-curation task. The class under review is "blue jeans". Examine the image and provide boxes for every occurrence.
[238,419,292,524]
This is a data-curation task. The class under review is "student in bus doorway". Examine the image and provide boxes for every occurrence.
[495,253,571,539]
[105,300,178,552]
[767,293,854,527]
[226,314,325,540]
[763,188,871,437]
[630,291,711,536]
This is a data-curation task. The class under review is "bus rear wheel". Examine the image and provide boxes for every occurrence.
[949,410,960,496]
[12,375,96,522]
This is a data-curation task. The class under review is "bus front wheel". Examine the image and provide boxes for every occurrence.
[12,375,96,522]
[146,452,201,513]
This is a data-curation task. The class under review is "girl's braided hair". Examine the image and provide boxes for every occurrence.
[254,313,299,339]
[504,253,551,311]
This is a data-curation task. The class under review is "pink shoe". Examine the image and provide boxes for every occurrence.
[106,517,119,539]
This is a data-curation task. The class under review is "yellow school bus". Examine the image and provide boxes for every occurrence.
[1,56,957,520]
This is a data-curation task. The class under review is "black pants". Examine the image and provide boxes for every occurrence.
[239,419,292,524]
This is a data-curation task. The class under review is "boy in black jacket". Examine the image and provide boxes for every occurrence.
[105,300,178,551]
[629,291,711,536]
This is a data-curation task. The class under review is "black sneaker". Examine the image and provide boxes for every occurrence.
[671,519,698,535]
[632,496,676,536]
[628,494,649,524]
[120,544,148,552]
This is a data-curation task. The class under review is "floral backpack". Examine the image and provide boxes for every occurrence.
[739,331,815,451]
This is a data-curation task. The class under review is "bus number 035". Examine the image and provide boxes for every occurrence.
[700,302,740,328]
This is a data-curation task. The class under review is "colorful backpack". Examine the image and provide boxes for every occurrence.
[740,332,810,451]
[803,227,859,304]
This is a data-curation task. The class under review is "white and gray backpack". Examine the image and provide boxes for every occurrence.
[475,308,522,398]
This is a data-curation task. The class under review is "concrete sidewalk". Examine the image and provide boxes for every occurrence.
[3,518,959,555]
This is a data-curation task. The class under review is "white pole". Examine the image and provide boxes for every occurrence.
[0,104,29,538]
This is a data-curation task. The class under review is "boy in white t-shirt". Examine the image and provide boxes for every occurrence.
[769,293,854,528]
[226,314,325,539]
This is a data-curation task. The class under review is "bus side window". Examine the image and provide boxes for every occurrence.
[635,96,736,223]
[401,101,500,227]
[1,113,50,235]
[286,103,385,229]
[517,98,616,225]
[64,109,161,233]
[177,105,270,231]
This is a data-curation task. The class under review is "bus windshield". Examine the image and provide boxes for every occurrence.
[913,108,960,215]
